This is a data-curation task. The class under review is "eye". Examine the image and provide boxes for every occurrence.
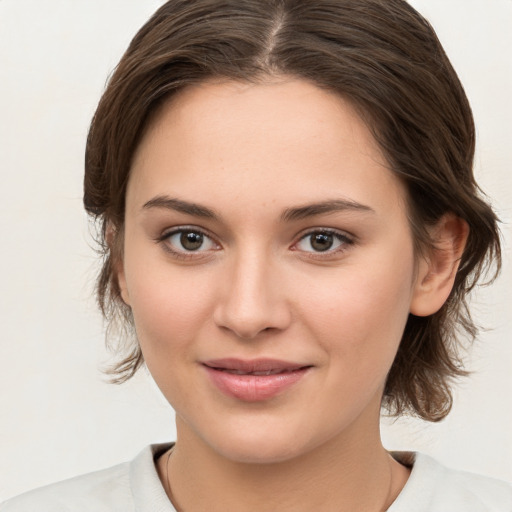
[163,228,218,254]
[294,230,353,253]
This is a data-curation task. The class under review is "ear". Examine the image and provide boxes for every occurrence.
[117,263,131,307]
[106,222,131,306]
[410,213,469,317]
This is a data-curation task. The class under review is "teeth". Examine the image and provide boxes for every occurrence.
[220,368,291,375]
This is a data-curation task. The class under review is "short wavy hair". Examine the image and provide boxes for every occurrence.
[84,0,501,421]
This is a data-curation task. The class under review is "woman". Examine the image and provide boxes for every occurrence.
[2,0,511,510]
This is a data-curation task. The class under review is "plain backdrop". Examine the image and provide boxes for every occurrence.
[0,0,511,502]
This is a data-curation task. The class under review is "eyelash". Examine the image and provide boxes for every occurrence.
[157,226,219,260]
[156,226,355,260]
[293,229,354,257]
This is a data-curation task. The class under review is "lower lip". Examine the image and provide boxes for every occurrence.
[203,366,310,402]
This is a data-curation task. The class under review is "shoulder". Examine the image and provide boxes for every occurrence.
[390,452,512,512]
[0,444,172,512]
[0,461,131,512]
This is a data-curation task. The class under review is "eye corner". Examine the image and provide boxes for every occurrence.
[292,228,355,257]
[157,225,222,260]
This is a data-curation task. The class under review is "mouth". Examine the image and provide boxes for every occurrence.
[202,358,312,401]
[203,358,310,374]
[211,368,303,376]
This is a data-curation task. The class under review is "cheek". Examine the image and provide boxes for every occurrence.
[299,250,415,375]
[124,253,216,359]
[126,264,218,404]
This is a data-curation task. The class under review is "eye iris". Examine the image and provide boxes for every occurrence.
[311,232,333,251]
[180,231,203,250]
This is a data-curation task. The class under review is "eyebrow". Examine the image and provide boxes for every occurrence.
[281,199,375,222]
[142,196,219,219]
[142,196,375,222]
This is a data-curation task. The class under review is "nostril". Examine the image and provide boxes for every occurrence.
[212,290,292,339]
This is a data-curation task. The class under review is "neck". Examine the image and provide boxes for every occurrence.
[160,410,410,512]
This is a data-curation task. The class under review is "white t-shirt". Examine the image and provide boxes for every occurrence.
[2,443,512,511]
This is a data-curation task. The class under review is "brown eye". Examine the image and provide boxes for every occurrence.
[164,228,218,254]
[295,229,353,254]
[180,231,204,251]
[310,232,334,252]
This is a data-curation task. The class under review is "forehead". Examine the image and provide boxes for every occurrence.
[128,78,407,219]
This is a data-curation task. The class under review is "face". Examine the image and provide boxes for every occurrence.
[119,78,423,463]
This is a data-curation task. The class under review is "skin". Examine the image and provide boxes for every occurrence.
[118,78,467,511]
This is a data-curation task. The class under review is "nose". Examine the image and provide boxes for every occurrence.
[213,251,292,340]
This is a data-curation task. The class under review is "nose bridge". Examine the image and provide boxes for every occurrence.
[214,245,290,339]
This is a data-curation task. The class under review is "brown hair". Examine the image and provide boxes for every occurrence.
[84,0,501,421]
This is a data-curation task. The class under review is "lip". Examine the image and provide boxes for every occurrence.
[202,358,312,402]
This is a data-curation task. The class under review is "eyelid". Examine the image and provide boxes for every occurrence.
[157,225,221,258]
[291,227,355,255]
[154,225,355,259]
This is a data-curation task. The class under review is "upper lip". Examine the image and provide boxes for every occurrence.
[202,358,310,373]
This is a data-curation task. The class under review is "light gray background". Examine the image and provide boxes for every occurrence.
[0,0,511,501]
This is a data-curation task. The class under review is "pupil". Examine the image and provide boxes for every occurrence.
[181,231,203,250]
[311,233,333,251]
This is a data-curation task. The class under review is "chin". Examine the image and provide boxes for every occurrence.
[214,437,306,465]
[196,418,323,465]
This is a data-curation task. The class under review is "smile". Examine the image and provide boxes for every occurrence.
[202,359,312,401]
[217,368,297,376]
